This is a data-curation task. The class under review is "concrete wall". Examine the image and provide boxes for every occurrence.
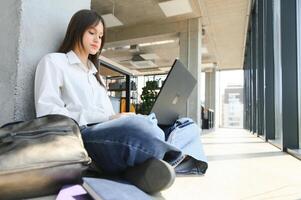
[0,0,20,125]
[179,18,202,126]
[0,0,90,125]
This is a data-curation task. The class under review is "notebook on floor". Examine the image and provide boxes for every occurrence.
[56,184,92,200]
[150,59,197,125]
[82,177,151,200]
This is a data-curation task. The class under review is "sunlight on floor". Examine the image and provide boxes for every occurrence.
[156,129,301,200]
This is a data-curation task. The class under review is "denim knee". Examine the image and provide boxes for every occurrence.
[81,115,171,173]
[120,115,165,141]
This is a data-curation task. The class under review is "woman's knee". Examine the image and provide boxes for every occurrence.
[83,115,166,150]
[120,115,165,141]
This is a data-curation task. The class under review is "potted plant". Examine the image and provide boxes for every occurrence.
[137,80,158,114]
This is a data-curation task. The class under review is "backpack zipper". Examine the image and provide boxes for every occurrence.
[0,127,73,144]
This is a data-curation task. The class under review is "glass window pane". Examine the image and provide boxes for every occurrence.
[273,0,283,144]
[218,70,244,129]
[297,0,301,148]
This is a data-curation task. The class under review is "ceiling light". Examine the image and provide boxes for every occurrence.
[140,53,160,60]
[139,40,176,47]
[130,60,157,68]
[101,13,123,28]
[101,0,123,28]
[159,0,192,17]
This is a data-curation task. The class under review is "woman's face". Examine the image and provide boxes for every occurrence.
[81,22,104,55]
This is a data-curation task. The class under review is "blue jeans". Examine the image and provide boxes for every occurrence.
[81,114,207,174]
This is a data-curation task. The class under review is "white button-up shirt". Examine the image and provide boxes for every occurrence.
[34,50,115,126]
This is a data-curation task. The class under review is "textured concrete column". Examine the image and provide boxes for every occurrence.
[205,70,216,110]
[0,0,90,125]
[179,18,202,126]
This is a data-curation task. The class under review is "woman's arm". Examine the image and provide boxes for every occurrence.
[34,55,71,118]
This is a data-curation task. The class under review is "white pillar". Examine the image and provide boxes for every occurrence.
[205,70,216,110]
[179,18,202,126]
[0,0,90,125]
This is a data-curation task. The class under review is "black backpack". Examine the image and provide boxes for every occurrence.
[0,115,91,199]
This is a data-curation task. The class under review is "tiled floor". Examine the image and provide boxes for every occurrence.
[28,128,301,200]
[157,128,301,200]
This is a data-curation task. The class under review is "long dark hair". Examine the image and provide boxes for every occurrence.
[58,9,106,69]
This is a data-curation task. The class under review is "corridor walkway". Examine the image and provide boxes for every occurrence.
[157,129,301,200]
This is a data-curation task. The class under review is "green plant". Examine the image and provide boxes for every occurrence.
[137,80,158,114]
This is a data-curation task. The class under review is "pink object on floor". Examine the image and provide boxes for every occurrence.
[56,185,88,200]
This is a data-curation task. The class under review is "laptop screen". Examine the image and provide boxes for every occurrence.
[150,59,197,125]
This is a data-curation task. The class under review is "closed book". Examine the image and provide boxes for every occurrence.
[82,177,151,200]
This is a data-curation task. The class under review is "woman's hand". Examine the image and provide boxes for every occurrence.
[109,112,136,120]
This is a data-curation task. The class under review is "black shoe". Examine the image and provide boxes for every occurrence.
[124,158,176,194]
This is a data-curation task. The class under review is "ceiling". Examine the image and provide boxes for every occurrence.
[92,0,251,75]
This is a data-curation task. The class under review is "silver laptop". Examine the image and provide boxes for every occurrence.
[150,59,197,125]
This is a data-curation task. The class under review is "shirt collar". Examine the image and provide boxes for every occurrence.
[66,50,98,74]
[87,60,98,74]
[66,50,81,65]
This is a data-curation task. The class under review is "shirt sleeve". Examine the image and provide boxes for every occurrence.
[81,109,110,124]
[107,96,116,116]
[99,75,116,116]
[34,55,71,118]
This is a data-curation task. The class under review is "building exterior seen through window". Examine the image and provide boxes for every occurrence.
[219,70,244,129]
